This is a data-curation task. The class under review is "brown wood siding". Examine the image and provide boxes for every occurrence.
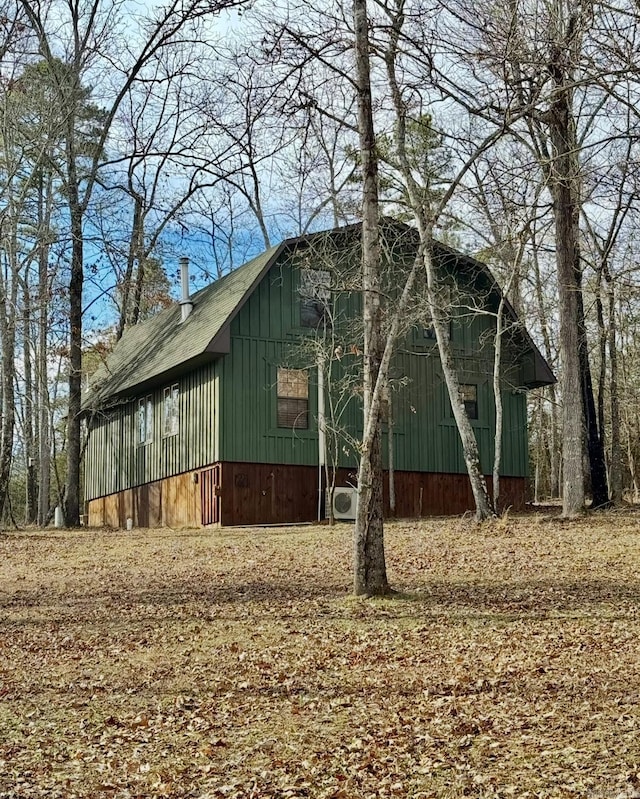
[200,465,221,525]
[88,461,527,528]
[87,470,202,528]
[218,462,324,526]
[385,472,526,517]
[84,361,219,502]
[217,463,526,524]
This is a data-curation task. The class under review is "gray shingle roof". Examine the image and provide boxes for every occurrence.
[83,243,283,409]
[84,223,555,411]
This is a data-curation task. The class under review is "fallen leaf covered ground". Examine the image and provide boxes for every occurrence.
[1,512,639,798]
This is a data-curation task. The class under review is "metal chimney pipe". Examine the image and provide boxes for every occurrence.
[179,256,193,322]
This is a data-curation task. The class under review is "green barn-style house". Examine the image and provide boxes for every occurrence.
[83,222,554,528]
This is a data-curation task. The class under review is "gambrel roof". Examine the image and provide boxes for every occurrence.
[84,242,285,408]
[83,224,554,411]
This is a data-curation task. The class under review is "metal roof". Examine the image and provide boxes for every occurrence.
[83,224,554,411]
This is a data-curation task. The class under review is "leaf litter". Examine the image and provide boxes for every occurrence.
[0,514,639,798]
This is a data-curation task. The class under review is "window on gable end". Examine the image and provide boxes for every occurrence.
[422,318,455,342]
[423,324,436,340]
[277,368,308,429]
[300,268,331,328]
[138,395,153,444]
[460,384,478,419]
[163,383,179,437]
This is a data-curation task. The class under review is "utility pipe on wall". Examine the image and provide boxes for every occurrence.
[317,358,326,521]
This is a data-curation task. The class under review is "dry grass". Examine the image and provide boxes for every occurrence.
[1,513,639,798]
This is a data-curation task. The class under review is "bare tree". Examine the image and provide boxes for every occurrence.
[380,0,498,519]
[417,0,640,513]
[19,0,249,525]
[352,0,390,595]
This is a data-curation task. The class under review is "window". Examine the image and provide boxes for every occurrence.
[422,320,454,341]
[460,384,478,419]
[423,324,436,340]
[277,368,308,429]
[163,383,179,437]
[138,395,153,444]
[380,385,390,425]
[300,268,331,328]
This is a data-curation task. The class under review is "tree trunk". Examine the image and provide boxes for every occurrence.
[0,233,18,523]
[595,265,607,442]
[352,0,389,597]
[624,413,638,503]
[549,189,584,515]
[37,177,52,527]
[130,197,148,328]
[0,307,16,523]
[22,275,38,524]
[492,300,504,514]
[116,193,144,339]
[548,80,585,517]
[383,5,494,521]
[64,202,84,527]
[606,275,623,504]
[431,288,494,521]
[576,273,609,507]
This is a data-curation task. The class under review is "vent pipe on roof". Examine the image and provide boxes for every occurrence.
[179,256,193,322]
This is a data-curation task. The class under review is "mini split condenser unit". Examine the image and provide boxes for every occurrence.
[327,487,358,520]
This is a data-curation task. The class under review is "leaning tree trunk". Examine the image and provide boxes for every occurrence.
[352,0,389,596]
[383,8,494,521]
[428,273,495,520]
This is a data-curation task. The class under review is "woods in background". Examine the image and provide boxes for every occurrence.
[1,0,640,533]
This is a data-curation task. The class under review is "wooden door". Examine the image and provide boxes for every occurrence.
[200,464,221,525]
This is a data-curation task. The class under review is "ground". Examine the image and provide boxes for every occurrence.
[0,513,639,799]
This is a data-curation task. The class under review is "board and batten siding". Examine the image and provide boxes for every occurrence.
[86,245,532,505]
[84,361,219,501]
[218,255,529,477]
[219,258,363,468]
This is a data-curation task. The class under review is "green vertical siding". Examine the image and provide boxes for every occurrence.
[86,244,533,502]
[219,254,530,477]
[84,361,218,500]
[219,335,321,465]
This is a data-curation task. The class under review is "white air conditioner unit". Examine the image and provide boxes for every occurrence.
[327,486,358,521]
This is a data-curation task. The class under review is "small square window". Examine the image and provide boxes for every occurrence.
[163,383,179,437]
[277,368,308,429]
[460,384,478,419]
[423,325,436,339]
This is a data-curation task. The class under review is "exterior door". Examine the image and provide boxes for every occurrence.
[200,464,221,525]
